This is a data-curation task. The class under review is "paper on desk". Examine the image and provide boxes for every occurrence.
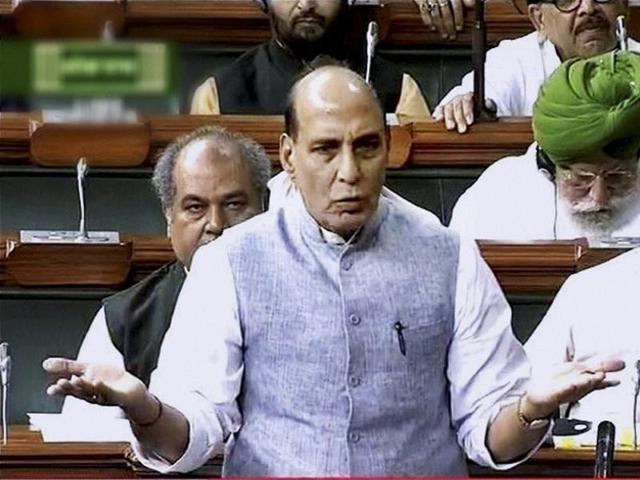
[28,413,132,442]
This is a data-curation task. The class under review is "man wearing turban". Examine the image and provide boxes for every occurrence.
[434,0,639,133]
[449,50,640,240]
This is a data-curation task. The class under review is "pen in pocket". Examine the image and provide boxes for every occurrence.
[394,321,406,356]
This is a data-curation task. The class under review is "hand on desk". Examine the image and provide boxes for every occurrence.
[42,357,158,426]
[523,358,626,421]
[433,93,497,133]
[414,0,474,40]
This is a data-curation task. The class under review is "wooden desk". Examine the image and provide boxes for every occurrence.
[0,113,532,169]
[2,0,640,48]
[0,426,132,478]
[0,235,629,295]
[4,426,640,478]
[470,447,640,477]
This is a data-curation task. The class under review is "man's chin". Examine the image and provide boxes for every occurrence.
[576,35,615,57]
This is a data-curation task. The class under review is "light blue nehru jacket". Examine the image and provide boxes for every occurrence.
[223,195,464,476]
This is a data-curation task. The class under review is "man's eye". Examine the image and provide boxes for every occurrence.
[186,204,204,213]
[313,144,336,154]
[226,200,246,210]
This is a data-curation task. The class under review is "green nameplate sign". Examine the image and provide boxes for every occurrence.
[0,41,175,96]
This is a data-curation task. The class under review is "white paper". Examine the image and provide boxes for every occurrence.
[28,413,132,443]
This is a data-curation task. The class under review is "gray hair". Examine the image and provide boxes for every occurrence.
[152,125,272,212]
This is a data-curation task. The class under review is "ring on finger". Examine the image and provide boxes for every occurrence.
[437,0,449,7]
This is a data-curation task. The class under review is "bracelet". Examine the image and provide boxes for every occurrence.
[517,395,553,430]
[134,394,163,428]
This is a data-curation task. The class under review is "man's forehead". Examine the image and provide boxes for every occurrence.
[178,139,239,168]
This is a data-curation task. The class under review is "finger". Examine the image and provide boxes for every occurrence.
[43,357,87,376]
[461,93,475,126]
[452,98,467,133]
[418,0,436,30]
[463,0,475,7]
[451,0,464,32]
[437,1,456,39]
[430,1,445,38]
[433,105,444,121]
[443,103,456,130]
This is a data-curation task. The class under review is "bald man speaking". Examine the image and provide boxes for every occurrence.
[44,66,623,476]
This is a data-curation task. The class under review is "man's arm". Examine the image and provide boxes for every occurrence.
[449,236,623,467]
[487,358,622,462]
[44,358,189,462]
[61,307,126,417]
[44,241,243,473]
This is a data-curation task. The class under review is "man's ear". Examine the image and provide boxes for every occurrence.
[528,4,545,34]
[164,210,173,239]
[280,133,296,180]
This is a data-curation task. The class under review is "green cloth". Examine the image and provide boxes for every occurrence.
[533,50,640,166]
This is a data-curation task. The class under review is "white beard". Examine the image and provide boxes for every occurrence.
[562,185,640,238]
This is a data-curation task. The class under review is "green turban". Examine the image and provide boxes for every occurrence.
[533,51,640,167]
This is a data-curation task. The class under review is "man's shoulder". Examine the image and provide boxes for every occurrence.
[215,43,267,80]
[384,196,457,243]
[103,261,184,307]
[467,145,541,193]
[566,247,640,292]
[490,31,540,54]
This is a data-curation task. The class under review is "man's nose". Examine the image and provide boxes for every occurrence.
[296,0,317,11]
[337,149,361,184]
[576,0,598,15]
[204,207,225,238]
[589,175,610,206]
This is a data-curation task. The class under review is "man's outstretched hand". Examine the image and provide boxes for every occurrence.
[43,357,157,425]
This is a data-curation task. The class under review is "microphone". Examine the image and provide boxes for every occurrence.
[365,21,378,84]
[0,342,10,446]
[616,15,628,52]
[0,342,9,387]
[594,421,616,478]
[76,157,89,241]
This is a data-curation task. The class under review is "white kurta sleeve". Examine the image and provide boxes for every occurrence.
[436,39,526,117]
[61,307,125,418]
[448,236,543,469]
[524,276,576,370]
[131,241,244,474]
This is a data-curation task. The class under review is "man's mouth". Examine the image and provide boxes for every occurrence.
[294,15,324,27]
[575,19,608,36]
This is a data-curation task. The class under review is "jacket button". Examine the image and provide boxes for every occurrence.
[348,376,361,388]
[348,432,361,443]
[349,314,361,326]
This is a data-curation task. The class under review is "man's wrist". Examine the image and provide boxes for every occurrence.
[518,394,556,428]
[124,389,162,426]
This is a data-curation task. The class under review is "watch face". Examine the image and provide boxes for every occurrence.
[528,418,552,430]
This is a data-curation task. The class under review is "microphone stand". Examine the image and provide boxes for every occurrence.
[0,342,10,446]
[594,421,616,478]
[472,0,496,122]
[365,21,379,85]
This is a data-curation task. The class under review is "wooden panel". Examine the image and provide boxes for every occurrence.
[0,113,32,162]
[478,240,587,294]
[1,235,629,295]
[124,0,271,45]
[1,1,640,47]
[5,239,132,287]
[13,1,126,39]
[29,122,151,167]
[410,117,533,167]
[4,426,640,478]
[0,113,529,168]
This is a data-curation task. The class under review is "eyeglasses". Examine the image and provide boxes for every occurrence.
[538,0,617,13]
[559,166,637,190]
